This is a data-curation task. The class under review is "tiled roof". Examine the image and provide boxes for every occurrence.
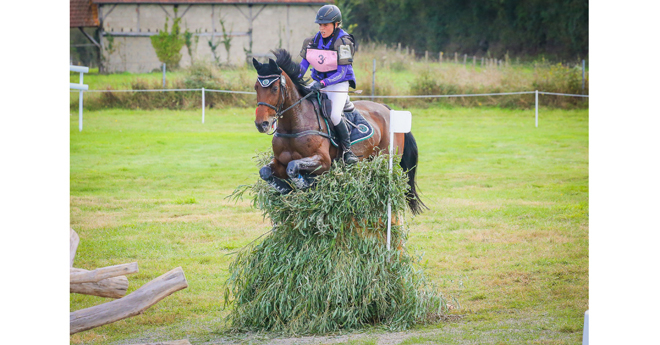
[92,0,329,4]
[71,0,100,27]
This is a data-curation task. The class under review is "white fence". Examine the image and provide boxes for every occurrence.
[70,65,89,132]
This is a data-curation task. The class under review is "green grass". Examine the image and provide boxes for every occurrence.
[70,105,588,344]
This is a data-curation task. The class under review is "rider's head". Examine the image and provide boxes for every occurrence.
[315,5,341,38]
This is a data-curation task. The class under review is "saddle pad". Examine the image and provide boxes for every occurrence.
[327,110,374,148]
[345,110,374,146]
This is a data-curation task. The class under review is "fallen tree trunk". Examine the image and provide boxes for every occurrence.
[70,228,79,267]
[70,267,188,334]
[128,340,191,345]
[70,268,129,299]
[70,262,138,284]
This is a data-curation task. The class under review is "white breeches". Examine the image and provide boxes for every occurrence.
[324,81,349,126]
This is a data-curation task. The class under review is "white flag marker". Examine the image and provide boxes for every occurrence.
[388,110,412,250]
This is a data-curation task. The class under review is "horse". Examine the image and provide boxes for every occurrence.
[252,49,427,214]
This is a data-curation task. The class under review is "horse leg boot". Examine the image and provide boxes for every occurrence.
[286,156,326,190]
[334,118,359,165]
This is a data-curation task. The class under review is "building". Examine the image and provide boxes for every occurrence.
[71,0,329,73]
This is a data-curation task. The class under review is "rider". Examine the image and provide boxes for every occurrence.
[298,4,359,165]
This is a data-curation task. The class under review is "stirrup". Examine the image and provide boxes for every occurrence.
[343,149,359,165]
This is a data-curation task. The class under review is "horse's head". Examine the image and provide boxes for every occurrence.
[253,58,286,133]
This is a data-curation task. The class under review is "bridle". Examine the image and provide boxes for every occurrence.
[256,73,316,135]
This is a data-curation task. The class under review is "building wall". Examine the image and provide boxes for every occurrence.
[100,4,320,73]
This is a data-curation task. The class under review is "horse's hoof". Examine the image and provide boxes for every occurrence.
[259,166,273,181]
[269,177,293,194]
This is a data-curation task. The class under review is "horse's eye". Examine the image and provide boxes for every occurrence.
[272,86,278,92]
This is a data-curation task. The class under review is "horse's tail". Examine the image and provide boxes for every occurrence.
[400,132,429,215]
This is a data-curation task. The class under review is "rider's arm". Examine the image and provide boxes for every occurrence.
[320,64,348,87]
[298,59,310,79]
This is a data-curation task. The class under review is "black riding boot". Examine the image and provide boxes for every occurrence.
[334,118,359,165]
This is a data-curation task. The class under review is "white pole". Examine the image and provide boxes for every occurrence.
[79,72,84,132]
[535,90,539,128]
[162,63,166,88]
[387,122,394,250]
[582,310,589,345]
[202,87,205,123]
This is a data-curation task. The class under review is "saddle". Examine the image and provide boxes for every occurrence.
[309,92,374,148]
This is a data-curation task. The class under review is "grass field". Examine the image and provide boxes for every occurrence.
[70,105,588,344]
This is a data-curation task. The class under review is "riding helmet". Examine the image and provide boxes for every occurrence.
[315,5,341,24]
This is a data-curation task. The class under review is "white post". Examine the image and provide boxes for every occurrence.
[535,90,539,128]
[582,310,589,345]
[201,88,205,124]
[162,63,166,88]
[79,72,84,132]
[387,110,412,251]
[387,124,394,250]
[70,65,89,132]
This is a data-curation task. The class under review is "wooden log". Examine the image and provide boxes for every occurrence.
[128,340,191,345]
[70,268,129,299]
[70,262,138,284]
[70,228,79,267]
[70,267,188,334]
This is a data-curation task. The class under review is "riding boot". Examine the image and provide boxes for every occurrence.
[334,118,359,165]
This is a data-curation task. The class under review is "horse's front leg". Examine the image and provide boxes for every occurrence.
[286,154,330,190]
[259,159,293,194]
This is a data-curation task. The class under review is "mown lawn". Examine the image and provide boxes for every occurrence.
[70,105,587,344]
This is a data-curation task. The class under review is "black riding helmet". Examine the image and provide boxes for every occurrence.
[315,5,341,24]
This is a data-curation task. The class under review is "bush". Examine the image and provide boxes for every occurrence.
[224,154,448,335]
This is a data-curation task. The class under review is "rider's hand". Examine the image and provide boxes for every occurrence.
[309,80,324,92]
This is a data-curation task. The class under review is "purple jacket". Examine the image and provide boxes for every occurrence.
[299,29,356,88]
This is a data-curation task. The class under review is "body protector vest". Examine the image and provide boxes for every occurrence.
[300,30,356,75]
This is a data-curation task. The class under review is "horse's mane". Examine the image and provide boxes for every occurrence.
[272,49,311,96]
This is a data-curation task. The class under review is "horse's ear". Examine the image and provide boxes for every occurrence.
[252,58,260,70]
[268,58,278,72]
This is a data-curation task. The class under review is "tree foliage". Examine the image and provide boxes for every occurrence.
[338,0,588,59]
[151,13,186,68]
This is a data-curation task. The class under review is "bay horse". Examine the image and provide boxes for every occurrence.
[253,49,427,214]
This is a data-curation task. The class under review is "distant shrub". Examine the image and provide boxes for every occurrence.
[76,44,588,111]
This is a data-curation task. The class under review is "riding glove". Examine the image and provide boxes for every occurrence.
[309,80,324,92]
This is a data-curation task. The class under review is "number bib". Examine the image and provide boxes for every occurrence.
[306,49,338,73]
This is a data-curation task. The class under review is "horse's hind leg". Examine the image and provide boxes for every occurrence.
[260,161,293,194]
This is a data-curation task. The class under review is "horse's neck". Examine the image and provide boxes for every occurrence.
[278,86,317,132]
